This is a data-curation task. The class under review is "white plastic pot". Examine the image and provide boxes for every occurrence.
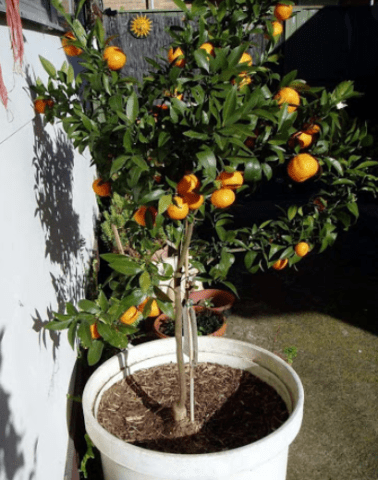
[83,337,304,480]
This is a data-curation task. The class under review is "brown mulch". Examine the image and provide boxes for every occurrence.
[97,362,289,454]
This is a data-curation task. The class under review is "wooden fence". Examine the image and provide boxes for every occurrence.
[103,6,378,118]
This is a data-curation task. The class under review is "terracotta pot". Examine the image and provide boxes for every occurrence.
[153,306,227,339]
[189,289,236,313]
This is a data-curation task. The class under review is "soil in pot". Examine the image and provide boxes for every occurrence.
[96,362,289,454]
[159,309,224,337]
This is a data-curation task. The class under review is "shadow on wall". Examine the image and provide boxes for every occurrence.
[0,330,26,480]
[24,66,93,357]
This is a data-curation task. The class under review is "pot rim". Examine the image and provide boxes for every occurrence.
[82,337,304,478]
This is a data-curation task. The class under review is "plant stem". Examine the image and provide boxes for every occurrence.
[111,224,124,255]
[172,220,194,423]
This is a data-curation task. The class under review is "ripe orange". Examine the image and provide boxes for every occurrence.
[138,298,160,317]
[210,188,236,208]
[92,178,111,197]
[167,196,190,220]
[275,87,300,113]
[62,32,82,57]
[217,171,244,190]
[120,306,141,325]
[183,192,204,210]
[287,154,319,183]
[103,46,127,70]
[90,323,101,339]
[239,52,253,66]
[168,47,186,68]
[133,206,158,226]
[274,3,293,21]
[302,121,321,135]
[288,131,313,150]
[272,20,284,36]
[177,174,200,196]
[34,98,54,114]
[295,242,310,257]
[200,42,215,57]
[272,258,288,270]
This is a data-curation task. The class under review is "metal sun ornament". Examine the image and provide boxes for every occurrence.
[130,14,153,38]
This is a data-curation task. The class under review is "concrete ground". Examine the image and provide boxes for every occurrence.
[225,214,378,480]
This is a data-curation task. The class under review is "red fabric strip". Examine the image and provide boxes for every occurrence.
[6,0,24,68]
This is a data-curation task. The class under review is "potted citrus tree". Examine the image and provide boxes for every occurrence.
[37,0,378,478]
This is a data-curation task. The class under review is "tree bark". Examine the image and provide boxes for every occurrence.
[172,220,194,422]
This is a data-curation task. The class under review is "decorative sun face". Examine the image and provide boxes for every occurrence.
[130,15,152,38]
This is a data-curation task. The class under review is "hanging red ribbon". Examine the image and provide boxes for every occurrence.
[0,0,24,107]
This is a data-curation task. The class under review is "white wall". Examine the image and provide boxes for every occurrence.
[0,25,97,480]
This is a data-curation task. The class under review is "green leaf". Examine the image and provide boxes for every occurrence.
[67,321,77,349]
[126,92,139,123]
[45,320,72,331]
[355,161,378,170]
[158,195,172,214]
[72,19,86,45]
[104,257,143,276]
[66,302,78,315]
[223,87,237,122]
[110,155,128,175]
[347,202,359,218]
[194,49,210,73]
[196,149,217,178]
[171,0,189,12]
[139,188,166,205]
[67,64,74,84]
[139,271,151,292]
[244,158,262,182]
[94,17,105,47]
[87,341,104,366]
[97,291,109,312]
[78,322,93,348]
[39,56,57,78]
[183,130,208,140]
[244,250,258,270]
[78,299,99,314]
[287,205,297,221]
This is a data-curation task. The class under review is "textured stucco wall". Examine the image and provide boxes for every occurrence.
[0,25,97,480]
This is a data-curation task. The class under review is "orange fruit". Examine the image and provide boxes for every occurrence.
[217,171,244,190]
[239,52,253,66]
[295,242,310,257]
[183,192,204,210]
[137,298,160,317]
[92,178,111,197]
[120,306,141,325]
[272,20,284,36]
[133,206,158,226]
[288,132,313,150]
[90,323,101,339]
[273,258,288,270]
[287,154,319,183]
[200,42,215,57]
[62,32,82,57]
[167,196,190,220]
[275,87,300,113]
[34,98,54,114]
[168,47,186,68]
[302,121,321,135]
[103,46,127,70]
[164,88,183,101]
[177,174,200,196]
[210,188,236,208]
[274,3,293,21]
